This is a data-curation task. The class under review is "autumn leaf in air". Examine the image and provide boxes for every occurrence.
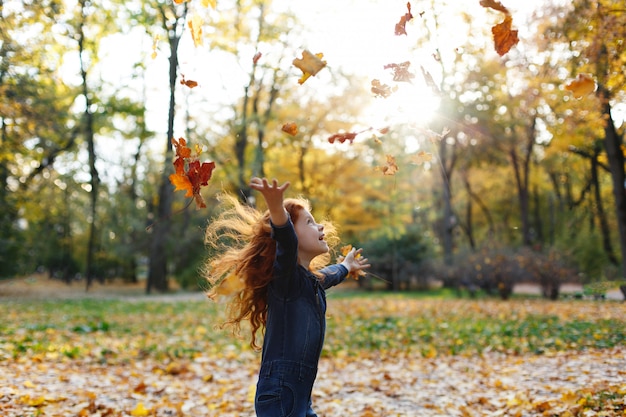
[410,150,433,165]
[281,122,298,136]
[169,137,216,209]
[337,245,367,280]
[188,13,203,47]
[384,61,415,83]
[376,155,399,176]
[293,50,327,84]
[565,73,596,99]
[371,79,398,98]
[328,132,358,144]
[395,2,414,36]
[180,75,198,89]
[479,0,519,56]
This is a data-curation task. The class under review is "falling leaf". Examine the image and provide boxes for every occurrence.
[293,50,327,85]
[252,51,262,65]
[565,73,597,99]
[492,15,519,56]
[376,155,399,176]
[384,61,415,82]
[281,122,298,136]
[188,13,203,47]
[410,150,433,165]
[479,0,519,56]
[328,132,358,144]
[169,137,216,209]
[394,2,414,36]
[371,79,397,98]
[479,0,509,14]
[180,75,198,89]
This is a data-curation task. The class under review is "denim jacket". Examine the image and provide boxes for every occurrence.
[260,218,347,369]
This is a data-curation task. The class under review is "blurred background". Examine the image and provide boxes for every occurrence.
[1,0,624,299]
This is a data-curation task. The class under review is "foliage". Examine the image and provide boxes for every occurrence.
[0,294,625,415]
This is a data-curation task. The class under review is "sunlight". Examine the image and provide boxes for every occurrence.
[365,81,441,128]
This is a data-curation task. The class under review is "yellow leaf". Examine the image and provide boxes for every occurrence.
[131,402,150,417]
[293,50,326,85]
[565,73,596,99]
[23,380,36,388]
[188,13,203,47]
[202,0,217,8]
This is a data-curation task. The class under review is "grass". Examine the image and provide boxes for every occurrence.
[1,292,625,364]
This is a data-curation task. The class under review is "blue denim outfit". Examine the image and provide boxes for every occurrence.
[254,219,347,417]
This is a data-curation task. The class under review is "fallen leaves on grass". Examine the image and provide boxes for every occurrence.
[1,297,625,416]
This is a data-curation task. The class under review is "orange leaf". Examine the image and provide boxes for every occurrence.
[169,173,193,197]
[293,50,327,85]
[394,2,414,36]
[479,0,509,14]
[492,15,519,56]
[371,79,397,98]
[169,137,216,209]
[384,61,415,82]
[281,122,298,136]
[172,137,191,159]
[565,73,596,99]
[180,75,198,89]
[376,155,399,176]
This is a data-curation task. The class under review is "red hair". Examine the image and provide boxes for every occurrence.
[203,194,338,349]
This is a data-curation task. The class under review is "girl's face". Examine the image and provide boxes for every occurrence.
[293,208,328,265]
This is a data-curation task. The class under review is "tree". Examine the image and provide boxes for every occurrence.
[541,0,626,277]
[143,0,188,293]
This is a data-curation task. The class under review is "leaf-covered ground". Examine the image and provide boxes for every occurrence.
[1,284,625,416]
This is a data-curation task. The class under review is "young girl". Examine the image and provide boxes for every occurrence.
[203,177,370,417]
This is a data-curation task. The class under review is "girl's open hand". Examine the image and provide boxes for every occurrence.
[340,247,370,275]
[250,177,290,225]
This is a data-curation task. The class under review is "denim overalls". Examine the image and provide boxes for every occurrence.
[254,219,347,417]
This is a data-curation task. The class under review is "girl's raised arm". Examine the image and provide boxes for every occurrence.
[249,177,290,226]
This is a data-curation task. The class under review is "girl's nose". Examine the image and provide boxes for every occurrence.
[318,224,324,231]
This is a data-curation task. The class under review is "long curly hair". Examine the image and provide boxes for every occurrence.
[202,193,339,350]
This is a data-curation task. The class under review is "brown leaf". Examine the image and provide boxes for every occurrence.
[492,15,519,56]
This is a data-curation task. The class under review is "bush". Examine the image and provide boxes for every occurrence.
[360,225,432,291]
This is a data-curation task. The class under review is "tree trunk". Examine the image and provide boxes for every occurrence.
[599,87,626,278]
[77,0,100,291]
[590,148,619,265]
[147,11,182,294]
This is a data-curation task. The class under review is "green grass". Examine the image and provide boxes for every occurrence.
[1,295,625,364]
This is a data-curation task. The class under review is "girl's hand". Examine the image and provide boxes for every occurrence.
[250,177,290,226]
[341,247,370,275]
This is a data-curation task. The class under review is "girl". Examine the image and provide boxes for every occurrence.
[203,177,370,417]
